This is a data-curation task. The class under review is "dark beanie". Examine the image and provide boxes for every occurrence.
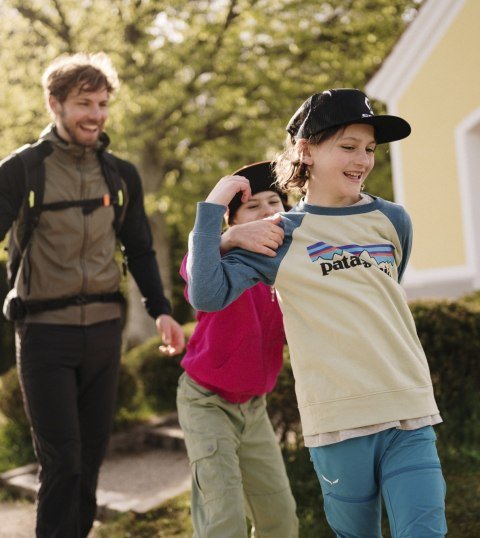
[228,161,289,224]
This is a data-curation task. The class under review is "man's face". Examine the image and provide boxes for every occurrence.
[49,86,109,147]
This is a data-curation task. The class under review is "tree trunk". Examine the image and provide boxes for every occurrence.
[123,151,172,349]
[123,210,172,349]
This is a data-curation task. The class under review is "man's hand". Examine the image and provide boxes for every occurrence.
[220,214,284,257]
[155,314,185,356]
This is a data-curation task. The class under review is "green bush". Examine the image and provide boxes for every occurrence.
[0,366,35,471]
[123,335,183,414]
[112,360,144,430]
[116,361,141,413]
[0,420,35,473]
[0,367,29,430]
[267,347,301,445]
[0,260,15,375]
[459,289,480,310]
[122,321,196,414]
[410,299,480,461]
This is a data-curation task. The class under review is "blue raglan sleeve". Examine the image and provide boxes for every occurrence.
[379,200,412,283]
[397,209,412,282]
[187,202,284,312]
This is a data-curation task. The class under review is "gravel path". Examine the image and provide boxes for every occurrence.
[0,501,35,538]
[0,446,190,536]
[0,415,190,535]
[0,501,104,537]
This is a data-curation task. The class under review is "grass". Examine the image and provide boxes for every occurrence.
[93,492,193,537]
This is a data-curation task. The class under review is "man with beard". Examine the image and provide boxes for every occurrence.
[0,52,185,537]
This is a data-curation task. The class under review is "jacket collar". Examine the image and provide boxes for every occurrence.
[40,124,110,158]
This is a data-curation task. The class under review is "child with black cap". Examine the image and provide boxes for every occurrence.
[186,89,447,537]
[177,161,298,538]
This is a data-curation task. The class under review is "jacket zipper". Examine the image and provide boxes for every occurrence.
[270,285,276,302]
[78,155,88,324]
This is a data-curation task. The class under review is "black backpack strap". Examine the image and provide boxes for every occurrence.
[22,291,125,316]
[18,144,124,229]
[7,140,52,288]
[41,196,112,215]
[15,140,53,251]
[100,151,126,233]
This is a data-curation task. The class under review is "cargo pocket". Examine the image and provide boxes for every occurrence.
[187,437,223,502]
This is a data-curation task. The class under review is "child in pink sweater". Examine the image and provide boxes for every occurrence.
[177,161,298,538]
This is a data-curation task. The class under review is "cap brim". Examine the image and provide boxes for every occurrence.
[355,115,411,144]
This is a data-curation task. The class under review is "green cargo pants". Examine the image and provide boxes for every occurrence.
[177,372,299,538]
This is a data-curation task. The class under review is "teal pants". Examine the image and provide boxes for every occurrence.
[309,426,447,537]
[177,373,299,538]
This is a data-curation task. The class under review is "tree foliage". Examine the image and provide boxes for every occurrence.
[0,0,423,316]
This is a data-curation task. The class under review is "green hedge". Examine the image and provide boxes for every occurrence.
[0,367,35,470]
[0,261,15,375]
[410,299,480,461]
[459,289,480,310]
[266,347,301,445]
[121,321,196,414]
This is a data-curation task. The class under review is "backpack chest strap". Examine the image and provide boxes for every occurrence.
[40,194,120,215]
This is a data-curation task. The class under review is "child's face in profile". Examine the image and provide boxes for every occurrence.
[231,190,284,225]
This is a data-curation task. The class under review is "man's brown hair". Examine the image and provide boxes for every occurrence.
[42,52,119,106]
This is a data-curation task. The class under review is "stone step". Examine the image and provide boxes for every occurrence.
[144,423,186,451]
[0,413,191,517]
[0,464,38,502]
[106,411,185,455]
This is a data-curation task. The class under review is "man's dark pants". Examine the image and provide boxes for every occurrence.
[15,319,122,538]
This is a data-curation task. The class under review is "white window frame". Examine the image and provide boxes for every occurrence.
[455,108,480,289]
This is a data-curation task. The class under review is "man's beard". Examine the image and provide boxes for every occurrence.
[59,113,102,147]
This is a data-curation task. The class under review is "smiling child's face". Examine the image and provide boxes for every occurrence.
[305,123,376,206]
[231,190,284,225]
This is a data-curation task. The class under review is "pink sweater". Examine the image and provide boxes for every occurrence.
[180,255,285,403]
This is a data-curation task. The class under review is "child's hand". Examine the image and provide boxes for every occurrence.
[220,215,284,257]
[206,175,251,207]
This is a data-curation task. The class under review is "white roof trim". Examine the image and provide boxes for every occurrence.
[366,0,466,101]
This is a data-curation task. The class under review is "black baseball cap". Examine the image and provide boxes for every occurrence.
[228,161,289,224]
[286,88,411,144]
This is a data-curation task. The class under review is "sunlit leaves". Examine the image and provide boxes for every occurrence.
[0,0,422,282]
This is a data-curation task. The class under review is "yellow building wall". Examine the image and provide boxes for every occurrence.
[397,0,480,270]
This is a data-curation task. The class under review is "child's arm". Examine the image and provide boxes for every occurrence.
[180,216,284,305]
[397,211,412,282]
[220,215,284,257]
[187,176,285,312]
